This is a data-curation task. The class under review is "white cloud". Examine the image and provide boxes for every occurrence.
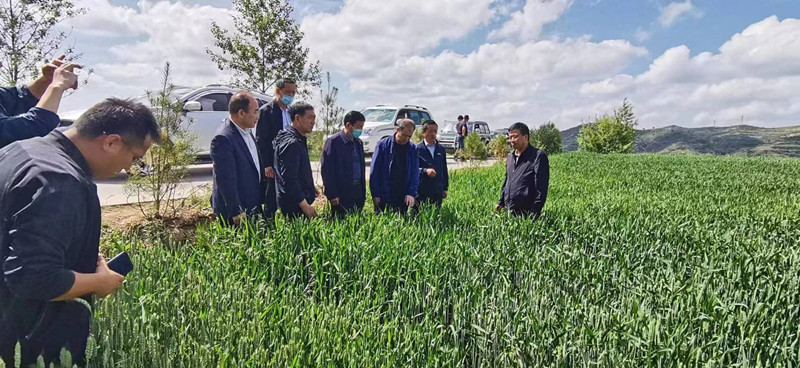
[659,0,700,27]
[581,16,800,127]
[489,0,573,42]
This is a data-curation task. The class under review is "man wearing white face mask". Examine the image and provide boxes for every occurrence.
[321,110,366,218]
[256,78,297,218]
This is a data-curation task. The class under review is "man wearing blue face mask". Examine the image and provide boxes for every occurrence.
[256,78,297,218]
[321,110,366,218]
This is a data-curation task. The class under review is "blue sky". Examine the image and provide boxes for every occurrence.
[62,0,800,129]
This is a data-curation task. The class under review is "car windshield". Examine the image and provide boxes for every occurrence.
[361,108,396,123]
[441,122,457,134]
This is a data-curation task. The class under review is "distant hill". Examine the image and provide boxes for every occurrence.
[561,125,800,158]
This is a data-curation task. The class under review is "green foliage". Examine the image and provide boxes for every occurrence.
[578,99,637,154]
[305,131,324,161]
[92,153,800,366]
[488,133,510,160]
[124,62,197,219]
[411,126,424,144]
[0,0,85,85]
[207,0,321,95]
[530,121,562,154]
[455,131,488,160]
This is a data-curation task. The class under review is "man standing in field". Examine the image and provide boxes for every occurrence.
[495,122,549,218]
[321,110,367,218]
[0,98,160,366]
[274,101,318,219]
[370,119,419,215]
[256,78,297,219]
[415,120,449,210]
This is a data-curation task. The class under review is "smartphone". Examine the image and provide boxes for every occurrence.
[107,252,134,276]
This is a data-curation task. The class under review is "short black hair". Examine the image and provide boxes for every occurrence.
[464,114,470,120]
[289,101,314,122]
[74,98,161,146]
[457,115,463,120]
[508,122,530,137]
[421,120,438,132]
[343,110,365,126]
[228,91,252,115]
[276,78,296,90]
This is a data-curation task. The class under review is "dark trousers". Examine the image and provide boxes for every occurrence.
[331,203,364,218]
[263,178,277,218]
[412,195,443,215]
[375,200,409,215]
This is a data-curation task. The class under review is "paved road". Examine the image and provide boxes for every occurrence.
[98,158,497,206]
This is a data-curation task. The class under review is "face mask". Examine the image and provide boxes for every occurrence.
[352,129,363,139]
[280,95,294,106]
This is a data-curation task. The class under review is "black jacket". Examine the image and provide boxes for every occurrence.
[320,131,366,209]
[498,145,549,216]
[416,141,449,199]
[255,99,285,172]
[0,131,99,366]
[274,126,316,214]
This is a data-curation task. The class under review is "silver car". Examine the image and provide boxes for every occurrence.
[57,85,272,159]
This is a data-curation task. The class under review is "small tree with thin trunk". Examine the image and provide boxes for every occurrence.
[124,62,197,219]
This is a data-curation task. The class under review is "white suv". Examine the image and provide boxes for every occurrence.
[359,104,433,154]
[58,85,273,159]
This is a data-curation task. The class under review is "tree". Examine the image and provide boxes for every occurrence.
[456,131,488,161]
[488,133,510,161]
[207,0,321,95]
[124,62,198,219]
[530,121,562,154]
[0,0,84,86]
[318,71,343,137]
[577,99,637,154]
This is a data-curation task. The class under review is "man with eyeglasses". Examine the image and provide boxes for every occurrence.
[0,98,161,366]
[369,118,419,215]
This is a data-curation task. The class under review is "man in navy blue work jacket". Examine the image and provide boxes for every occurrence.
[321,110,366,218]
[0,56,80,148]
[495,122,550,218]
[274,101,318,219]
[369,119,419,215]
[415,120,449,210]
[210,92,264,225]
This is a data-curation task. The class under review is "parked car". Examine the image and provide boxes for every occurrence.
[57,85,273,159]
[359,104,434,154]
[491,127,509,140]
[438,120,492,150]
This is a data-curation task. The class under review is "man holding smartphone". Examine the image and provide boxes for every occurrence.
[0,97,160,366]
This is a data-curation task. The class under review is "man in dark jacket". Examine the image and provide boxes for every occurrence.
[210,92,264,225]
[274,101,318,219]
[496,122,549,218]
[369,119,419,215]
[415,120,448,210]
[255,78,297,218]
[321,110,366,218]
[0,98,160,367]
[0,56,80,149]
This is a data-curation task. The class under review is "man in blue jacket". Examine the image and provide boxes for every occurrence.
[321,110,366,218]
[415,120,449,211]
[0,56,80,148]
[370,119,419,215]
[210,92,264,225]
[274,101,318,219]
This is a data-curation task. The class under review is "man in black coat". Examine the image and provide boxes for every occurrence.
[0,98,160,366]
[274,101,318,219]
[495,122,549,218]
[415,120,448,210]
[321,110,366,218]
[255,78,297,218]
